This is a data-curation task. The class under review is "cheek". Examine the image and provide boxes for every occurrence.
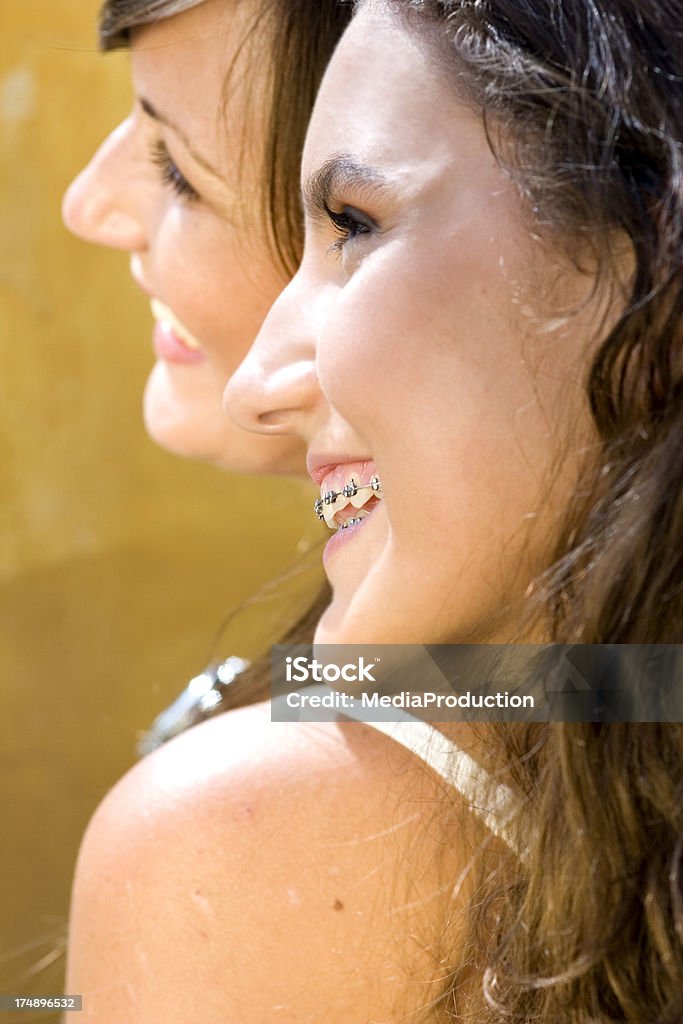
[315,252,429,432]
[315,245,494,450]
[317,243,589,537]
[152,210,284,375]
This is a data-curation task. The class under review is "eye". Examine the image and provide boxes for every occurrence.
[150,139,199,204]
[325,204,376,254]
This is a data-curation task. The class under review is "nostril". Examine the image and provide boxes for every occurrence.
[99,210,147,250]
[223,292,319,435]
[258,410,293,428]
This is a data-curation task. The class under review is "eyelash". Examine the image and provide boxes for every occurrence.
[150,139,199,204]
[325,204,375,253]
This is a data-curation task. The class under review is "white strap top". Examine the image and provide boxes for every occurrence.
[340,709,521,855]
[272,684,522,854]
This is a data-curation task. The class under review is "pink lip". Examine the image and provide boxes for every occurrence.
[306,453,373,486]
[152,320,205,365]
[323,515,372,566]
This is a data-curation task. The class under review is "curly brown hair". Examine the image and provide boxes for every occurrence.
[382,1,683,1020]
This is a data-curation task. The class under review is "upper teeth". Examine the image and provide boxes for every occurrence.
[314,475,383,530]
[151,298,202,351]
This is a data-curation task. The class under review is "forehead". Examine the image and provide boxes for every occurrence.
[131,0,231,94]
[302,5,480,188]
[130,0,262,161]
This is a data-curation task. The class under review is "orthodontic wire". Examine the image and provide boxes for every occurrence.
[314,475,383,524]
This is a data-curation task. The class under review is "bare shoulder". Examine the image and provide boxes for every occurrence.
[68,703,475,1023]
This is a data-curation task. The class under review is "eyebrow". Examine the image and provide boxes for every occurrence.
[303,155,390,220]
[139,96,224,181]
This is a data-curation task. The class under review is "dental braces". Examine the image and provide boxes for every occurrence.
[314,475,383,523]
[338,516,365,530]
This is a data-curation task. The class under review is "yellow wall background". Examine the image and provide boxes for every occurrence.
[1,1,320,1011]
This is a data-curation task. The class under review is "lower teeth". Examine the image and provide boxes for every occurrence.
[339,516,364,531]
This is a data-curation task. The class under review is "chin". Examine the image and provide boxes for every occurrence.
[142,364,229,463]
[143,410,216,462]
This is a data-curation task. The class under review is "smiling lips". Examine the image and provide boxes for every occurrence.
[150,298,205,364]
[314,464,384,530]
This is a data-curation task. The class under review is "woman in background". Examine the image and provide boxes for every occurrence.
[63,0,350,743]
[65,0,352,471]
[64,0,350,470]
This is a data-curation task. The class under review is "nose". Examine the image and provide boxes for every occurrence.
[225,272,324,437]
[62,118,147,251]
